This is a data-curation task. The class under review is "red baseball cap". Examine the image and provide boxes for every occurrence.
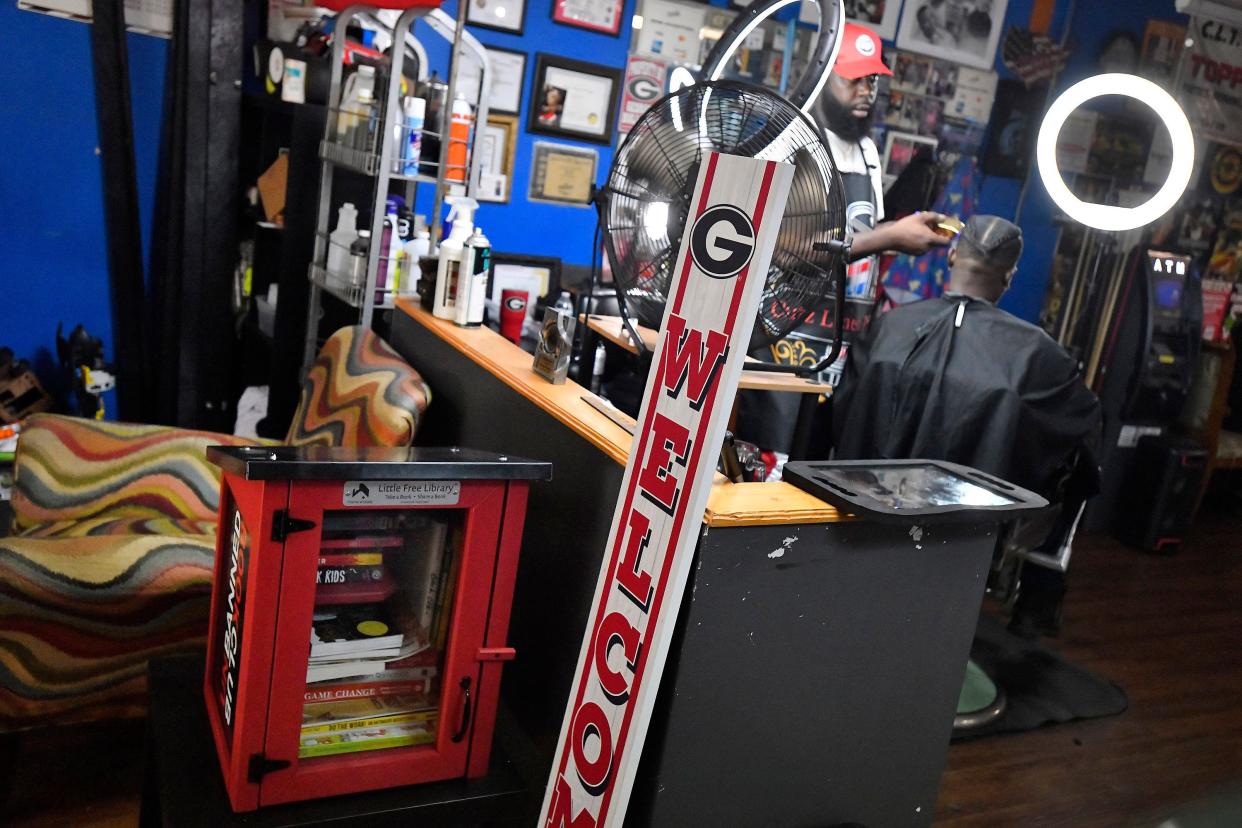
[833,23,893,80]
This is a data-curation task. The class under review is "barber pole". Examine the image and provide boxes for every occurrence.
[540,152,794,828]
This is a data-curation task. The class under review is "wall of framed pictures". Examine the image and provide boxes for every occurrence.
[441,0,1206,332]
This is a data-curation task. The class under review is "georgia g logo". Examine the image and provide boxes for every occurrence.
[690,205,756,279]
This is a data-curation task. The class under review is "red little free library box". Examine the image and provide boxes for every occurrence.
[202,445,550,811]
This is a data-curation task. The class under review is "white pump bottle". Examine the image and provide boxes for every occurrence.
[432,196,479,320]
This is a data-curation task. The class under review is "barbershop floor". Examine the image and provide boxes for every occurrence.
[4,482,1241,827]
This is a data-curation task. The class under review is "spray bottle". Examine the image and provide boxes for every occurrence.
[455,226,492,328]
[432,196,479,320]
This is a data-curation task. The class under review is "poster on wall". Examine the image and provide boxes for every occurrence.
[635,0,707,64]
[618,56,669,134]
[1178,14,1242,148]
[801,0,903,40]
[896,0,1009,70]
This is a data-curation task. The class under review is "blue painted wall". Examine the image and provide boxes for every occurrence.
[981,0,1189,323]
[0,5,164,413]
[413,0,638,267]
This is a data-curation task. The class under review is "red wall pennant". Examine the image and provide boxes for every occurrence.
[539,152,795,828]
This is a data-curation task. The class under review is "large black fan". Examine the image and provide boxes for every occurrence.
[600,80,849,367]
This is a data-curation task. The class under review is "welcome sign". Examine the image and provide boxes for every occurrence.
[539,152,794,828]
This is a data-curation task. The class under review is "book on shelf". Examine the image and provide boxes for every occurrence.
[321,511,426,533]
[388,519,449,641]
[317,552,384,567]
[298,720,436,759]
[301,708,436,736]
[315,575,398,605]
[306,638,432,683]
[310,605,404,658]
[317,565,386,585]
[319,534,406,550]
[302,692,436,735]
[303,671,436,703]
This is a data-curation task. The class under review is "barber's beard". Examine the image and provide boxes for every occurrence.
[819,92,876,143]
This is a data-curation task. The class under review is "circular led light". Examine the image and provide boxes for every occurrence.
[1036,73,1194,232]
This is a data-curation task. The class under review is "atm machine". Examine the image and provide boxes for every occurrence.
[1087,249,1206,547]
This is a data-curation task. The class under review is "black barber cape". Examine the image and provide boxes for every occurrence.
[832,293,1102,498]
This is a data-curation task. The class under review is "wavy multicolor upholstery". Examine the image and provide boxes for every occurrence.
[0,534,216,727]
[11,415,258,535]
[0,327,430,730]
[286,326,431,448]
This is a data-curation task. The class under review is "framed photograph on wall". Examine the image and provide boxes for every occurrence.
[477,114,519,203]
[882,131,938,186]
[895,0,1009,70]
[801,0,903,41]
[528,141,599,206]
[552,0,624,36]
[528,54,623,145]
[466,0,526,35]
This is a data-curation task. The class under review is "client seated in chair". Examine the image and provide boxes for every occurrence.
[832,216,1102,634]
[0,327,431,731]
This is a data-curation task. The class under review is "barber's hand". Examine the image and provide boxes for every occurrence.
[885,212,952,256]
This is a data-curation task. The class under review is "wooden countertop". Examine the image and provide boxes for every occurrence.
[396,299,844,526]
[583,315,833,396]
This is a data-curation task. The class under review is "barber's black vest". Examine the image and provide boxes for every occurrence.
[735,148,880,455]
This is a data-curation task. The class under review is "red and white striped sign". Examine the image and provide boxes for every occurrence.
[540,152,794,828]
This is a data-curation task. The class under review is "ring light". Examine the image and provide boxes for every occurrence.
[1036,73,1194,232]
[698,0,845,113]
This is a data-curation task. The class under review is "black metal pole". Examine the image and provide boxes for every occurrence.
[89,0,149,421]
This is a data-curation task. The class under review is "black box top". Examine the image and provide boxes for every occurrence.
[207,445,552,482]
[783,459,1047,526]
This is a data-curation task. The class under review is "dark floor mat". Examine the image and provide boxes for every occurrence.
[952,614,1128,741]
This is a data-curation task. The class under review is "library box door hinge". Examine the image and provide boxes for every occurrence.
[271,510,317,542]
[247,753,291,783]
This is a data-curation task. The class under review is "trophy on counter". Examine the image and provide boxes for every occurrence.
[532,307,575,385]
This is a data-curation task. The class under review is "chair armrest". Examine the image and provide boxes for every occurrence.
[11,414,266,534]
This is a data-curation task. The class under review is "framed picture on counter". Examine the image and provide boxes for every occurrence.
[528,141,599,206]
[552,0,624,35]
[528,54,623,145]
[477,114,519,203]
[467,0,526,35]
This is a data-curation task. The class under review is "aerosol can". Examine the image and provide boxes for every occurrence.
[455,226,492,328]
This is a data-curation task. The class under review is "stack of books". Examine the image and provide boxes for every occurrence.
[301,515,461,759]
[299,691,438,758]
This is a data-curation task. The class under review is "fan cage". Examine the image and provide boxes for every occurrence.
[602,80,848,350]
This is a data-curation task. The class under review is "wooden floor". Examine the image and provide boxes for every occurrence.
[3,487,1240,827]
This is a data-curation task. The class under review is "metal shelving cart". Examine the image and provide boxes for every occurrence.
[303,3,490,371]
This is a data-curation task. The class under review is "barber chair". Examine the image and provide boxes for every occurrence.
[953,468,1091,732]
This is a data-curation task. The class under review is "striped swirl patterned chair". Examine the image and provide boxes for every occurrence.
[0,327,430,730]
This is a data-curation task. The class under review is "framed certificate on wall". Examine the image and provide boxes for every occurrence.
[528,54,622,145]
[552,0,624,36]
[528,141,599,206]
[466,0,526,35]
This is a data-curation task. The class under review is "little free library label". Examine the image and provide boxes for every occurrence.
[342,480,461,506]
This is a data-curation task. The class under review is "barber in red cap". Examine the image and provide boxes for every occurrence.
[738,23,950,462]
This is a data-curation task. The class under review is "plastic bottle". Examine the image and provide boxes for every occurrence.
[334,71,360,144]
[554,291,575,316]
[446,95,473,184]
[348,231,371,287]
[455,226,492,328]
[403,228,431,295]
[326,202,358,278]
[433,196,479,320]
[590,341,607,395]
[376,197,401,304]
[340,65,376,150]
[400,96,425,176]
